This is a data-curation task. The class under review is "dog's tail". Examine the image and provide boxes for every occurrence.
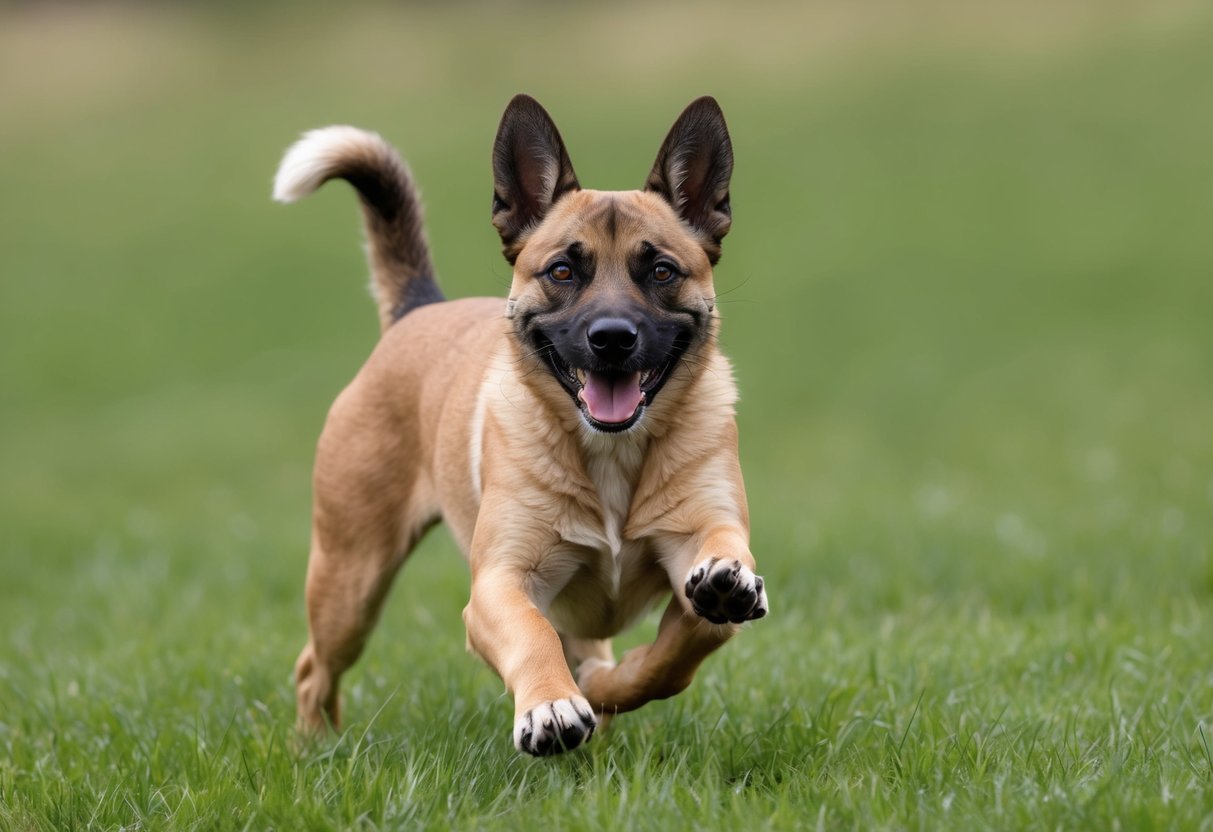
[273,126,442,331]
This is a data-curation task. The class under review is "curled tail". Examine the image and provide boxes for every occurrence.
[273,126,443,331]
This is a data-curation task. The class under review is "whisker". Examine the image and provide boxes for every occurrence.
[708,275,752,301]
[514,344,554,364]
[486,261,514,290]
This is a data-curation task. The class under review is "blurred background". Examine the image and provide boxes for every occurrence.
[1,0,1211,818]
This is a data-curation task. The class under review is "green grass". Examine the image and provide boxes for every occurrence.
[2,2,1213,828]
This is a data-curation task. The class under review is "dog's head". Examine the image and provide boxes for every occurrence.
[492,95,734,434]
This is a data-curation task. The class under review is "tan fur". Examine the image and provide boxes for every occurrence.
[286,99,765,755]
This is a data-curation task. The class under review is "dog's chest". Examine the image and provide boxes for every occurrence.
[581,435,646,556]
[538,434,661,631]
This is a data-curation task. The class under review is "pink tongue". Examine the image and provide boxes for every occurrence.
[578,371,643,423]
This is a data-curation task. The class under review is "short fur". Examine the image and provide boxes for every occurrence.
[276,95,768,756]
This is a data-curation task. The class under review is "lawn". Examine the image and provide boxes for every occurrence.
[1,2,1212,828]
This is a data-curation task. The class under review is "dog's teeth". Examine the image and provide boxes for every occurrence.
[575,369,586,385]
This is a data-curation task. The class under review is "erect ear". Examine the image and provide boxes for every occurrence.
[644,96,734,264]
[491,94,580,262]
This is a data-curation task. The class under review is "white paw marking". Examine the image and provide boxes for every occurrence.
[513,695,597,756]
[684,558,768,624]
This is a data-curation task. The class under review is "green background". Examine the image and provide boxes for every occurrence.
[2,1,1211,828]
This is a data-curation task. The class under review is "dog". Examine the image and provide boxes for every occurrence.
[273,95,768,756]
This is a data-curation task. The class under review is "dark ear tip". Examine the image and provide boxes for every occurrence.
[683,95,725,120]
[496,94,555,145]
[504,93,546,116]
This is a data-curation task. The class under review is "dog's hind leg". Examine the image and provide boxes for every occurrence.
[294,390,437,733]
[294,511,434,733]
[577,526,767,716]
[561,635,614,672]
[295,541,393,732]
[576,595,735,716]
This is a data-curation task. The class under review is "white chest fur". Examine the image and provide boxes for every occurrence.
[515,424,664,633]
[579,427,647,556]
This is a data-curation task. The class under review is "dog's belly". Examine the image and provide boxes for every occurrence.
[540,540,671,639]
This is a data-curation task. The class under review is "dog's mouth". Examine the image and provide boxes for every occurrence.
[537,336,684,433]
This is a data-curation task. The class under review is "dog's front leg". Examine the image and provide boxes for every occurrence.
[578,525,768,715]
[463,560,597,756]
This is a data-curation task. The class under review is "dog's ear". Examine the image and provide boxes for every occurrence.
[644,96,734,263]
[491,94,580,261]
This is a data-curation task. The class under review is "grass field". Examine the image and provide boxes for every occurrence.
[2,1,1212,828]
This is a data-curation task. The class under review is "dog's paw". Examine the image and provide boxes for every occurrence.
[684,558,768,624]
[513,696,597,756]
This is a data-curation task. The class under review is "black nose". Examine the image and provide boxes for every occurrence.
[587,317,638,362]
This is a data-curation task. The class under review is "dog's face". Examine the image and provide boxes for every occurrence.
[491,96,734,433]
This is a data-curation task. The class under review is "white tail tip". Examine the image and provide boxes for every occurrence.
[272,125,388,203]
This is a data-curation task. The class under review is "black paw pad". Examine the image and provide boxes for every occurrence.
[685,559,768,625]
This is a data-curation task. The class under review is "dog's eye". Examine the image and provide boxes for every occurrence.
[653,264,676,283]
[548,263,573,282]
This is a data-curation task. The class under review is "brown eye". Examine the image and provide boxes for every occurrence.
[653,264,676,282]
[548,263,573,282]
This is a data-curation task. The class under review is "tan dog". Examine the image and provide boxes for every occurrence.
[273,95,768,756]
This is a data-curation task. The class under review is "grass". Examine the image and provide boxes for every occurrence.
[2,1,1212,828]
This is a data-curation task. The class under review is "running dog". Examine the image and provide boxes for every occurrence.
[273,94,768,756]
